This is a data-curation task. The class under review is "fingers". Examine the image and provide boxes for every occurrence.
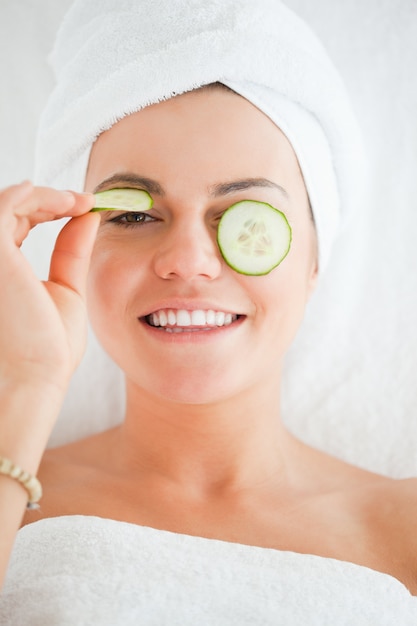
[14,187,95,224]
[49,212,101,298]
[0,181,95,247]
[0,180,33,205]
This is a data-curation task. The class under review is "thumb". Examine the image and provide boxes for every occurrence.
[48,212,100,299]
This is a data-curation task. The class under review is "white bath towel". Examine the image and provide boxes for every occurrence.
[0,516,416,625]
[34,0,366,269]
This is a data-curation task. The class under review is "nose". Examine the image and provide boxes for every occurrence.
[153,217,222,281]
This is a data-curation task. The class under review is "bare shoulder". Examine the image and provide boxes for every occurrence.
[365,476,417,525]
[20,447,78,527]
[386,477,417,539]
[21,436,108,527]
[361,476,417,594]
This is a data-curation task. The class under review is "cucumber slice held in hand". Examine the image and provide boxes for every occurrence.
[217,200,292,276]
[91,188,153,212]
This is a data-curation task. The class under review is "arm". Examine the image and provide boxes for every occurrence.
[0,181,98,587]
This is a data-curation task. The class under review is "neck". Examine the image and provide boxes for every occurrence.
[116,375,299,496]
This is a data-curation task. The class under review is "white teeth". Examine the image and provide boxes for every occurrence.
[215,311,225,326]
[159,310,168,327]
[191,310,206,325]
[147,308,238,329]
[176,310,191,326]
[165,327,212,333]
[167,309,176,325]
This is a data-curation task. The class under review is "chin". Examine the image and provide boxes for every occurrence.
[132,366,245,406]
[156,380,234,406]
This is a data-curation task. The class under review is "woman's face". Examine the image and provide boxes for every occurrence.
[85,88,317,404]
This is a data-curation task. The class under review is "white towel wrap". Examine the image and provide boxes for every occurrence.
[1,516,416,625]
[34,0,366,270]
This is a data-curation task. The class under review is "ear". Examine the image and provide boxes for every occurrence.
[306,228,319,297]
[307,258,319,297]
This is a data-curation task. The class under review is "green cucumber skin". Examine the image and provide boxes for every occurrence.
[219,243,292,276]
[90,192,291,276]
[218,247,291,276]
[217,200,292,276]
[91,188,153,212]
[90,206,136,212]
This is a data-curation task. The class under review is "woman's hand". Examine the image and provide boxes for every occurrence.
[0,182,99,578]
[0,181,99,394]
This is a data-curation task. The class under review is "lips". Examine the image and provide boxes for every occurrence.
[144,308,240,330]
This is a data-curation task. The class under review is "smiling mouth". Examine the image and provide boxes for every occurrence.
[142,309,241,332]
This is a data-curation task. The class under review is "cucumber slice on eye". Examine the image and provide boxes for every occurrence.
[217,200,292,276]
[91,188,153,212]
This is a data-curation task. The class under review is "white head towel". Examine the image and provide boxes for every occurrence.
[34,0,366,269]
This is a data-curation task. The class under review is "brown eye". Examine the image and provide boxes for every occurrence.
[123,212,148,223]
[109,211,154,226]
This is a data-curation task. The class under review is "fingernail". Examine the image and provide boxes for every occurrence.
[66,191,95,199]
[18,180,32,188]
[61,190,75,199]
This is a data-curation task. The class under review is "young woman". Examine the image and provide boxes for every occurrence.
[0,0,416,623]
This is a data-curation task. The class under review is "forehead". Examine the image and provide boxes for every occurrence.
[86,89,303,196]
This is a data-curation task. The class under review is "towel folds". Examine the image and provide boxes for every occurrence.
[34,0,366,269]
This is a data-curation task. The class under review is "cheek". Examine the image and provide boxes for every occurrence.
[86,239,142,330]
[86,243,150,381]
[87,247,114,309]
[287,213,318,284]
[247,224,317,350]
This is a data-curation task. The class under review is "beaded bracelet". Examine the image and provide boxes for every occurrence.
[0,455,42,509]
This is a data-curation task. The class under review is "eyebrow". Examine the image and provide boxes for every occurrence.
[93,173,164,195]
[93,173,289,200]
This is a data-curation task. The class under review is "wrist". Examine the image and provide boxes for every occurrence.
[0,455,42,509]
[2,360,73,398]
[0,379,66,474]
